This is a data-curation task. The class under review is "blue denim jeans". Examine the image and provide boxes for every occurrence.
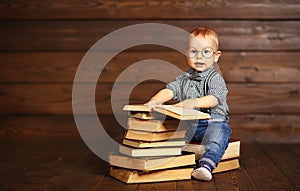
[185,113,231,169]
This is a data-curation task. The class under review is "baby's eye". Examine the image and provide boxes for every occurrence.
[204,49,209,54]
[191,50,197,53]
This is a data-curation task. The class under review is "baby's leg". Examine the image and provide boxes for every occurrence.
[192,118,231,181]
[201,119,231,169]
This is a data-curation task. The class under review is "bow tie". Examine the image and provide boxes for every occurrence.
[188,70,202,81]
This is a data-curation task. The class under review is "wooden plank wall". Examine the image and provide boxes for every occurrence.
[0,0,299,139]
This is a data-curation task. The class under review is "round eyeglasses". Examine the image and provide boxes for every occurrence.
[186,47,216,59]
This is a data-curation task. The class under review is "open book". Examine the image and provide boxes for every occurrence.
[123,104,211,120]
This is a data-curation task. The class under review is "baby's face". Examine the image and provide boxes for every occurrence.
[187,36,221,72]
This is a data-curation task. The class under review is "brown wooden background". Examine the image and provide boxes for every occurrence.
[0,0,299,141]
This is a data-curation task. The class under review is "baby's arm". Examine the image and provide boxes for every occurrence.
[198,95,219,108]
[145,88,174,106]
[173,95,218,109]
[175,72,227,109]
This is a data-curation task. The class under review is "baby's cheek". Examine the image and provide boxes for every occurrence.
[205,59,214,65]
[187,59,194,66]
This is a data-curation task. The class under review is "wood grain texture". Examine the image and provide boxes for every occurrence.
[0,83,299,115]
[1,20,299,51]
[138,182,177,191]
[177,179,217,191]
[1,134,299,190]
[259,144,300,190]
[0,0,299,141]
[241,143,298,191]
[229,114,300,131]
[1,114,299,140]
[233,130,300,143]
[0,51,299,83]
[0,137,109,191]
[0,2,299,191]
[98,173,139,191]
[214,167,257,191]
[0,0,299,19]
[285,144,300,157]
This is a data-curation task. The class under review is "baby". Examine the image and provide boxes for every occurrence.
[146,26,231,181]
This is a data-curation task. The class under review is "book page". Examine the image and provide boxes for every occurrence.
[156,105,204,116]
[123,104,151,112]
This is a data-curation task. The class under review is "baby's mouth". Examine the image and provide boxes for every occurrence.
[194,62,205,67]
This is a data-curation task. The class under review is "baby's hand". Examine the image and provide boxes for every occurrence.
[173,98,199,109]
[144,99,162,109]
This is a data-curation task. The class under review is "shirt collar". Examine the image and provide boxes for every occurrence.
[187,66,214,80]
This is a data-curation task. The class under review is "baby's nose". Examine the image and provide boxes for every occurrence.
[195,51,203,59]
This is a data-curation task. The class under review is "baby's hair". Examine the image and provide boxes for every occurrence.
[190,26,219,50]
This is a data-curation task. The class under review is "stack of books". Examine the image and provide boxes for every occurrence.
[109,104,240,183]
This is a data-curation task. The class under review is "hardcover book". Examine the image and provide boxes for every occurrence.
[127,118,179,132]
[183,140,241,160]
[123,104,211,120]
[109,153,195,171]
[119,145,182,157]
[124,129,186,142]
[123,139,186,148]
[109,166,194,184]
[212,158,240,173]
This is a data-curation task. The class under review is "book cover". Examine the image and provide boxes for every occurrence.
[123,139,186,148]
[109,153,195,171]
[183,140,240,160]
[213,158,240,173]
[124,129,186,142]
[109,166,193,184]
[123,104,211,120]
[119,145,182,157]
[130,112,154,120]
[127,118,179,132]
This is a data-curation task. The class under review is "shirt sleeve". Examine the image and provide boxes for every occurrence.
[165,73,185,101]
[207,73,228,103]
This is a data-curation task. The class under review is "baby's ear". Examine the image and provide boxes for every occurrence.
[213,51,222,62]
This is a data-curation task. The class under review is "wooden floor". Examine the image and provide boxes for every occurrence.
[0,134,299,191]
